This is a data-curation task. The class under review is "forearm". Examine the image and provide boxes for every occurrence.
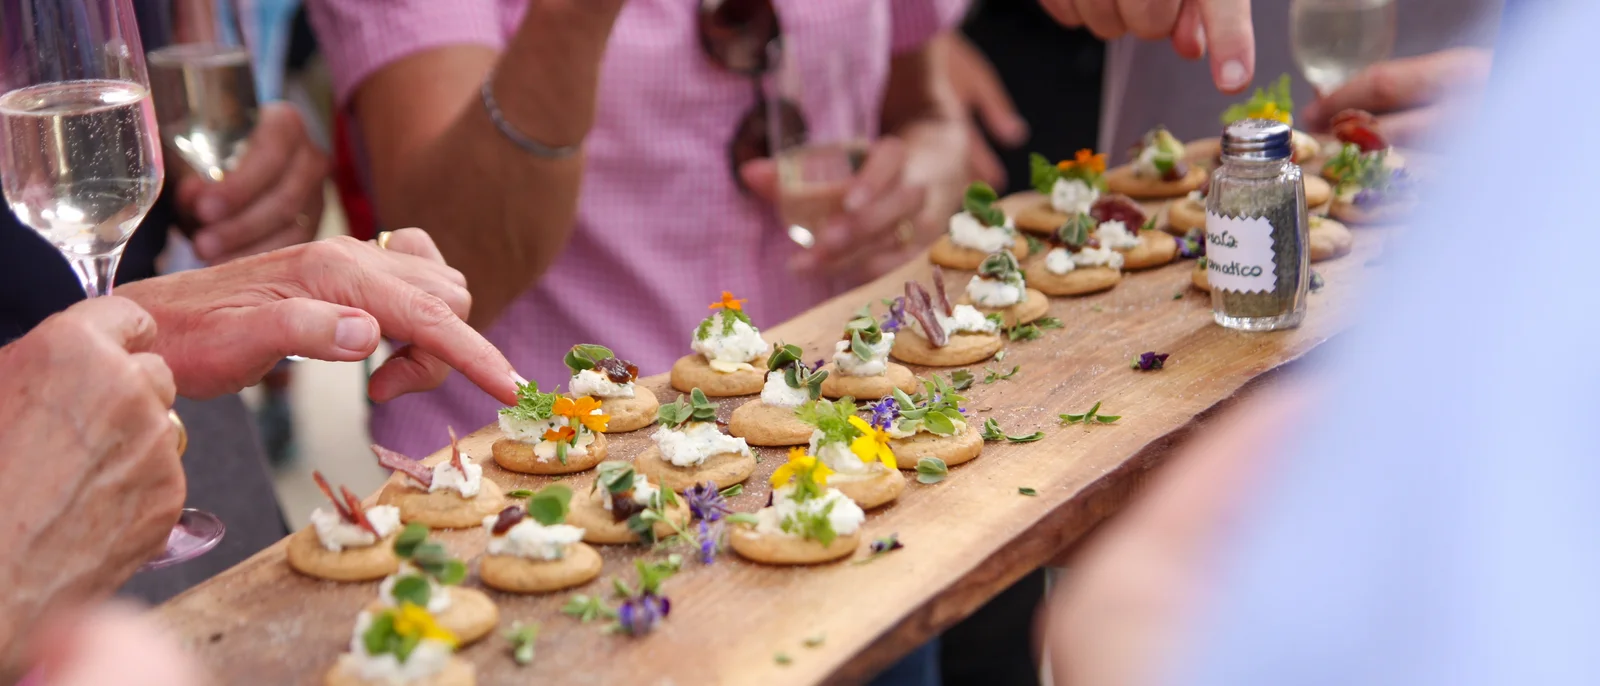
[361,2,625,329]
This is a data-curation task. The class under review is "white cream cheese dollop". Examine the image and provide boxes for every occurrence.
[808,430,871,478]
[832,332,894,377]
[1095,219,1141,250]
[755,485,866,538]
[498,414,557,443]
[1044,246,1124,275]
[482,516,585,561]
[570,368,635,399]
[948,211,1016,253]
[339,612,453,684]
[406,454,482,498]
[652,421,752,468]
[377,563,452,613]
[760,371,810,408]
[966,274,1024,308]
[692,318,768,373]
[1051,178,1100,215]
[311,505,402,552]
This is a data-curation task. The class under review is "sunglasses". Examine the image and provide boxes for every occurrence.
[697,0,807,190]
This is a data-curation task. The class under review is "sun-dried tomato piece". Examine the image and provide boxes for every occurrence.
[371,444,434,488]
[610,491,647,523]
[1091,194,1147,229]
[312,471,355,523]
[491,506,525,535]
[597,357,638,384]
[1160,160,1190,183]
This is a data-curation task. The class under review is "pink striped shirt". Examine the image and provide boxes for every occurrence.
[308,0,965,456]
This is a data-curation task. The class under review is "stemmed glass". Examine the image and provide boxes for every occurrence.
[766,40,869,249]
[143,0,259,182]
[1289,0,1398,95]
[0,0,225,569]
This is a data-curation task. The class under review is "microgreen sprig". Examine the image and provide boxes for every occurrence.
[506,622,540,666]
[657,388,719,430]
[1004,316,1063,342]
[1060,401,1120,425]
[915,457,949,484]
[980,418,1045,443]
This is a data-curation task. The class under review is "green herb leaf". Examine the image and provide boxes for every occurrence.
[1221,73,1293,125]
[1060,413,1086,424]
[506,489,535,499]
[393,523,429,558]
[636,558,680,595]
[795,398,864,447]
[563,344,614,373]
[1030,152,1062,196]
[726,512,759,526]
[499,381,560,422]
[766,343,804,372]
[1059,401,1120,426]
[1007,431,1046,443]
[1018,487,1038,496]
[983,364,1021,384]
[922,410,957,436]
[915,457,949,484]
[1005,323,1041,341]
[1310,270,1326,293]
[389,575,432,608]
[1024,234,1046,256]
[506,621,540,666]
[804,634,826,648]
[949,369,975,391]
[1173,291,1184,300]
[1057,213,1096,248]
[849,330,873,362]
[526,484,573,526]
[775,652,793,666]
[719,484,744,498]
[561,594,616,623]
[1095,414,1121,424]
[980,418,1005,441]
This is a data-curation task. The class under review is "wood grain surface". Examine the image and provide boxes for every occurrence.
[157,191,1384,685]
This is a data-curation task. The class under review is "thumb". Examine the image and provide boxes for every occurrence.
[738,157,780,203]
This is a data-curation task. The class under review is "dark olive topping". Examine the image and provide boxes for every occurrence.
[491,506,525,535]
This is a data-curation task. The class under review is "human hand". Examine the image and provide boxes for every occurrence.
[22,602,203,686]
[115,229,522,405]
[1299,48,1494,148]
[177,102,329,264]
[1038,0,1255,93]
[1041,383,1314,685]
[0,299,185,681]
[942,32,1029,188]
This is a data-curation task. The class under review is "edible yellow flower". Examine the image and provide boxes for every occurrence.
[1248,101,1293,125]
[771,447,833,488]
[392,603,458,648]
[846,415,897,471]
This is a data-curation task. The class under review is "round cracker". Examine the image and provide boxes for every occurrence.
[729,526,861,566]
[728,401,814,447]
[1309,217,1354,262]
[1014,200,1070,235]
[378,477,508,530]
[1192,262,1210,292]
[1304,174,1332,209]
[325,655,475,686]
[1024,260,1121,297]
[366,587,500,646]
[669,353,766,397]
[1185,136,1221,168]
[1168,196,1206,233]
[479,543,603,594]
[890,424,983,469]
[634,445,756,491]
[1330,197,1413,225]
[888,329,1003,367]
[565,480,691,544]
[587,386,658,433]
[1118,230,1179,271]
[286,526,400,582]
[928,234,1031,270]
[818,362,920,400]
[1104,163,1208,200]
[959,287,1049,328]
[829,467,905,510]
[492,433,608,475]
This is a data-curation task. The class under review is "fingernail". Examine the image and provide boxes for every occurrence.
[192,233,220,260]
[1220,60,1248,90]
[510,371,528,387]
[1194,25,1207,55]
[335,316,377,353]
[197,195,227,224]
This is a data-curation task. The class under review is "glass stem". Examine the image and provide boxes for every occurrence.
[69,251,123,298]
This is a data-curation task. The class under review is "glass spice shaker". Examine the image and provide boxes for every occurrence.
[1205,119,1310,331]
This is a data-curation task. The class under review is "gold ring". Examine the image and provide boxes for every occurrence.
[896,220,915,247]
[376,231,393,250]
[168,409,188,456]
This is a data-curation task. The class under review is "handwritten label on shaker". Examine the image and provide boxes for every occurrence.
[1204,212,1278,294]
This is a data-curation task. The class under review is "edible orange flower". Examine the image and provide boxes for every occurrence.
[709,291,746,312]
[543,426,576,444]
[553,396,611,433]
[1057,148,1107,175]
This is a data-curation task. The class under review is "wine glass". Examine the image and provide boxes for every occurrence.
[1289,0,1398,95]
[766,40,869,249]
[0,0,226,569]
[143,0,259,182]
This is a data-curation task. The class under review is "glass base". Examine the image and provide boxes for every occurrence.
[140,509,226,571]
[786,224,816,249]
[1213,307,1306,332]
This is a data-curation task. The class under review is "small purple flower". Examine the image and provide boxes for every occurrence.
[881,297,907,332]
[1131,352,1170,371]
[617,593,671,636]
[683,482,729,522]
[1177,229,1205,259]
[869,533,903,555]
[867,396,900,430]
[811,359,826,373]
[1353,188,1383,206]
[695,519,726,565]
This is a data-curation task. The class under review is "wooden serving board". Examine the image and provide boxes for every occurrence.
[158,192,1384,685]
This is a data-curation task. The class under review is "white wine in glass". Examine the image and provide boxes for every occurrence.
[147,43,257,182]
[0,0,225,570]
[775,141,866,248]
[767,40,871,250]
[1290,0,1398,95]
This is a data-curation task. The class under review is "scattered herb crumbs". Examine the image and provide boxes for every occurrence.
[775,653,793,666]
[1091,305,1104,313]
[506,489,534,499]
[949,369,976,391]
[804,634,826,648]
[1018,487,1038,496]
[1172,292,1184,300]
[980,417,1045,443]
[1060,401,1121,425]
[506,622,539,665]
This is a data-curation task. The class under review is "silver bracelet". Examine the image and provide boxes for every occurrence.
[480,75,580,159]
